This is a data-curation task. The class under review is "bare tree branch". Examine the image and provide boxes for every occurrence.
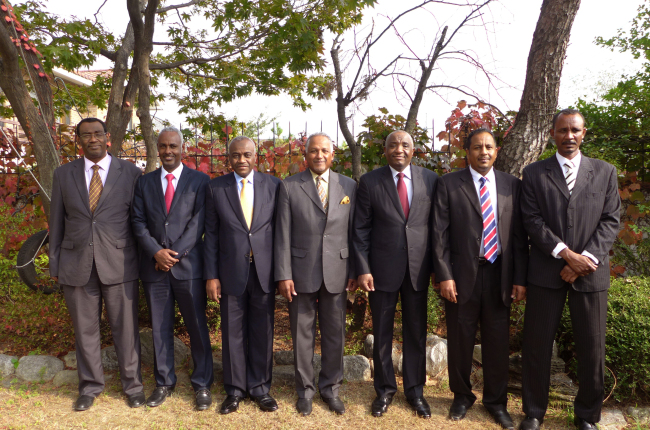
[157,0,201,14]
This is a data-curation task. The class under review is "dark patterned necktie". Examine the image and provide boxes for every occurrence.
[88,165,103,213]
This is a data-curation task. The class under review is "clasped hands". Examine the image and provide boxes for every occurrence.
[154,248,179,272]
[559,248,597,283]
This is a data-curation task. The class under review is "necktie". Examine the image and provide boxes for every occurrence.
[397,172,409,220]
[165,173,175,213]
[240,178,253,228]
[316,175,328,212]
[88,165,103,213]
[564,162,575,194]
[479,177,497,263]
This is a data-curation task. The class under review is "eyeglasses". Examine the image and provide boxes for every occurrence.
[79,132,106,141]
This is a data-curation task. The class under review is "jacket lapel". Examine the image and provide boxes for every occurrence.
[408,166,425,220]
[545,157,571,201]
[327,171,345,220]
[152,168,166,214]
[167,164,190,215]
[381,165,406,221]
[300,169,326,213]
[495,170,511,220]
[569,156,593,200]
[94,156,122,213]
[251,170,266,229]
[72,158,91,215]
[459,168,482,218]
[224,172,249,231]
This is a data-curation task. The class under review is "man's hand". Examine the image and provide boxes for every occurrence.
[206,279,222,303]
[357,274,375,292]
[511,285,526,302]
[559,248,597,276]
[154,249,179,271]
[440,280,458,303]
[346,279,357,292]
[278,280,297,302]
[560,265,579,283]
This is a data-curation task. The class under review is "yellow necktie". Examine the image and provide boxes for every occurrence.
[317,175,328,212]
[88,165,103,213]
[240,178,253,228]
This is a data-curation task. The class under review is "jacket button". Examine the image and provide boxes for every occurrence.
[403,246,407,250]
[165,222,169,226]
[92,221,96,224]
[568,225,572,229]
[249,233,252,236]
[89,243,93,246]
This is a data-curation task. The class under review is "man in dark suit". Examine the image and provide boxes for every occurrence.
[131,126,213,410]
[433,128,528,429]
[204,136,281,414]
[352,130,438,418]
[275,132,357,416]
[519,109,620,430]
[49,118,144,411]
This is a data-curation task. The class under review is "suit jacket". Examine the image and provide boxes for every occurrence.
[204,171,281,296]
[131,164,209,282]
[432,168,528,305]
[520,155,620,291]
[274,169,357,294]
[49,156,142,286]
[353,164,438,292]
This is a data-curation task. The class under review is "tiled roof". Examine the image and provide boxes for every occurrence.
[73,69,113,81]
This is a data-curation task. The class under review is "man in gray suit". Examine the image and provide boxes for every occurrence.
[275,132,357,416]
[519,109,620,430]
[49,118,144,411]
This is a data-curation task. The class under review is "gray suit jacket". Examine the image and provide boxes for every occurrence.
[520,155,620,291]
[49,156,142,286]
[274,169,357,294]
[432,168,528,305]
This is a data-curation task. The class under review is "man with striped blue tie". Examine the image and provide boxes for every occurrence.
[433,128,528,430]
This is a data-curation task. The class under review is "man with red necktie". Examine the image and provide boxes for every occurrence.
[352,130,438,418]
[433,128,528,429]
[132,126,213,411]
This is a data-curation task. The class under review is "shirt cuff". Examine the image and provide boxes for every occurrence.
[581,250,599,265]
[552,243,567,259]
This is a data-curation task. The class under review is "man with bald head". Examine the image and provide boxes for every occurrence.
[352,130,438,418]
[204,136,282,414]
[132,126,213,410]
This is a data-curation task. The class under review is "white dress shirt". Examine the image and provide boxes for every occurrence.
[234,170,255,208]
[161,163,184,194]
[84,154,112,191]
[469,166,501,256]
[389,164,413,206]
[550,151,598,264]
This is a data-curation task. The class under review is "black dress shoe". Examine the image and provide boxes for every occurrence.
[195,389,212,411]
[407,397,431,418]
[146,386,174,407]
[574,417,598,430]
[219,395,244,414]
[127,391,146,408]
[321,395,345,415]
[519,416,543,430]
[296,398,312,416]
[252,394,279,412]
[486,408,515,430]
[449,401,469,421]
[74,395,94,411]
[371,395,393,417]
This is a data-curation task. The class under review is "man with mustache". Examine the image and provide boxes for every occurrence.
[519,109,620,430]
[433,128,528,429]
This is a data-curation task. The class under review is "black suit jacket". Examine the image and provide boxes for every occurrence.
[131,164,209,282]
[432,168,528,305]
[203,171,281,296]
[49,156,142,286]
[353,164,438,292]
[520,155,620,291]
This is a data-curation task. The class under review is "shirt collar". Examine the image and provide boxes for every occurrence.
[84,153,111,172]
[556,151,581,170]
[234,169,255,185]
[162,163,184,181]
[389,164,412,180]
[469,165,495,184]
[310,168,330,182]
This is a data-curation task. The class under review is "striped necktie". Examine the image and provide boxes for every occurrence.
[564,162,575,194]
[479,177,497,263]
[316,175,328,212]
[88,165,103,213]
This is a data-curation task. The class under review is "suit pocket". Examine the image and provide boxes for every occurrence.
[116,238,136,249]
[61,240,74,250]
[291,247,307,258]
[340,248,349,259]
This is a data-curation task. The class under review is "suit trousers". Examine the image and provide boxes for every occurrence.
[288,284,346,399]
[369,271,428,399]
[522,284,607,423]
[221,261,275,397]
[445,256,509,409]
[143,275,213,392]
[62,262,142,397]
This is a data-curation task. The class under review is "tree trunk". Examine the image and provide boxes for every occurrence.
[0,14,59,219]
[494,0,582,177]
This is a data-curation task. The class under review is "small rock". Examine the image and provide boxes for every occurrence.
[62,351,77,369]
[599,408,627,430]
[343,355,371,382]
[364,335,374,359]
[53,370,79,387]
[16,355,64,382]
[426,337,448,377]
[392,344,403,375]
[473,345,482,364]
[139,328,190,369]
[627,406,650,424]
[1,378,12,388]
[101,346,119,371]
[0,354,18,377]
[272,365,295,386]
[471,367,484,386]
[426,334,440,347]
[274,350,294,365]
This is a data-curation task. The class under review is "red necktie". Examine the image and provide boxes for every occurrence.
[165,173,175,213]
[397,172,409,220]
